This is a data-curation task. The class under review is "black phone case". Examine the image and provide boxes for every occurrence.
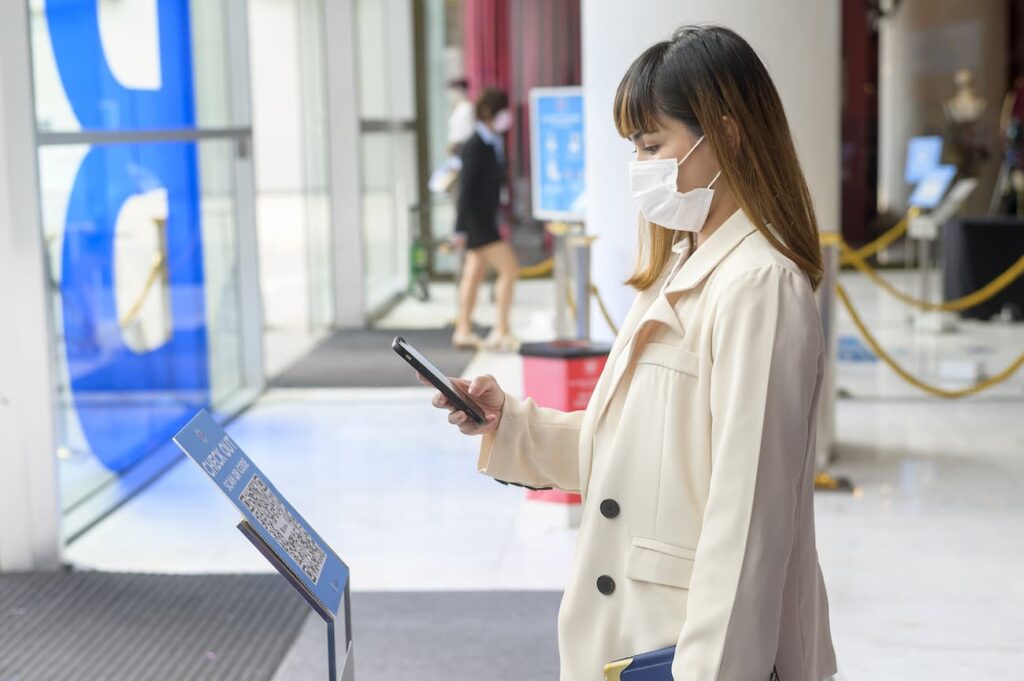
[392,337,486,424]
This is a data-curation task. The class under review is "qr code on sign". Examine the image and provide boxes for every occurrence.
[240,474,327,584]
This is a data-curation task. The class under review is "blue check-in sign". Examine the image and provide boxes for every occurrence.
[530,87,585,221]
[174,411,348,617]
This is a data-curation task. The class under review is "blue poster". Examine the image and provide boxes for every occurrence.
[174,411,348,618]
[530,87,585,221]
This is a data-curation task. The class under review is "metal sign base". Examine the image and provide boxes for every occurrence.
[237,520,355,680]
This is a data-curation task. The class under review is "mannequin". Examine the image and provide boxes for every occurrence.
[944,69,988,179]
[944,69,986,124]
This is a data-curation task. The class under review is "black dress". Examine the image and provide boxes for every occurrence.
[455,131,505,250]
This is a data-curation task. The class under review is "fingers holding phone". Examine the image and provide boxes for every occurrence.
[416,372,504,436]
[392,336,504,436]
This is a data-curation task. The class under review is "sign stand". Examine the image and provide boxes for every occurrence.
[236,521,355,681]
[173,410,355,681]
[907,176,978,335]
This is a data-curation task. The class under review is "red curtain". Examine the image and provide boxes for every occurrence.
[462,0,512,100]
[510,0,582,187]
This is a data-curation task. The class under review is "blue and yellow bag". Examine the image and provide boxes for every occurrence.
[604,647,781,680]
[603,646,675,681]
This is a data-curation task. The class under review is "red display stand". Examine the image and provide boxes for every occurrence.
[519,341,611,507]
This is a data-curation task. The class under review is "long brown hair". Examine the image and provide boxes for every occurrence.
[614,25,823,290]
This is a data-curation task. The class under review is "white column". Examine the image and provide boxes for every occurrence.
[582,0,840,462]
[0,0,62,571]
[324,0,368,327]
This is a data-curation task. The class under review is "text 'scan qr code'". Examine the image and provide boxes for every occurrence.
[240,474,327,584]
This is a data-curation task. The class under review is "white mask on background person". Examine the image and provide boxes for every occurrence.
[629,135,721,233]
[492,109,514,133]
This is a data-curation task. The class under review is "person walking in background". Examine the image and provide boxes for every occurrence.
[446,78,475,155]
[428,78,474,195]
[452,88,520,352]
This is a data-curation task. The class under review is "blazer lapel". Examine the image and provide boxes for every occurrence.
[662,209,757,295]
[593,211,756,426]
[577,279,661,491]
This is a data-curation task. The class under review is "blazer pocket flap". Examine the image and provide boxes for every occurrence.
[625,537,696,589]
[634,342,699,376]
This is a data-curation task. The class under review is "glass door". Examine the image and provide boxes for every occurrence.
[249,0,335,376]
[355,0,418,313]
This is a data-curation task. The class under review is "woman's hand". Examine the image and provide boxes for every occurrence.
[417,373,504,436]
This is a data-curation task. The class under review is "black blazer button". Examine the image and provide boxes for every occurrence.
[597,575,616,595]
[600,499,620,519]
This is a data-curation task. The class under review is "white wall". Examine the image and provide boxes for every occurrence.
[0,0,62,571]
[582,0,841,334]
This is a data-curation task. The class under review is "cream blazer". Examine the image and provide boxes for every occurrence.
[477,210,837,681]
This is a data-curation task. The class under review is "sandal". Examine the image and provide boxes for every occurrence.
[483,330,521,353]
[452,330,484,349]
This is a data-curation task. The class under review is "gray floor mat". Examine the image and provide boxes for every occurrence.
[0,571,308,681]
[269,328,480,389]
[349,591,561,681]
[281,591,562,681]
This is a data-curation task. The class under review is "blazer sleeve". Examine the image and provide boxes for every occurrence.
[672,265,822,681]
[476,392,584,493]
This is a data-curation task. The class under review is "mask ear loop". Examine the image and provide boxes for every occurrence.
[675,135,706,166]
[675,136,721,189]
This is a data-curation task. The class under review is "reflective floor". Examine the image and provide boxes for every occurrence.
[66,271,1024,681]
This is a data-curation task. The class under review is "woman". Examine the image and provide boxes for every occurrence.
[423,26,837,681]
[452,88,520,351]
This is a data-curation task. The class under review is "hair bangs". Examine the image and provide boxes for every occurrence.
[613,44,668,139]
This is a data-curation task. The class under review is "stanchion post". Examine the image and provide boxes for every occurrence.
[568,232,598,342]
[573,237,590,341]
[547,221,572,340]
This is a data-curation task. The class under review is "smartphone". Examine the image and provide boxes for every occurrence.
[392,336,485,424]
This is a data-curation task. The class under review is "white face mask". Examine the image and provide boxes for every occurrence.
[492,109,514,133]
[629,135,721,233]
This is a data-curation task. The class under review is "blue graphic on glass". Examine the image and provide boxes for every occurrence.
[46,0,208,472]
